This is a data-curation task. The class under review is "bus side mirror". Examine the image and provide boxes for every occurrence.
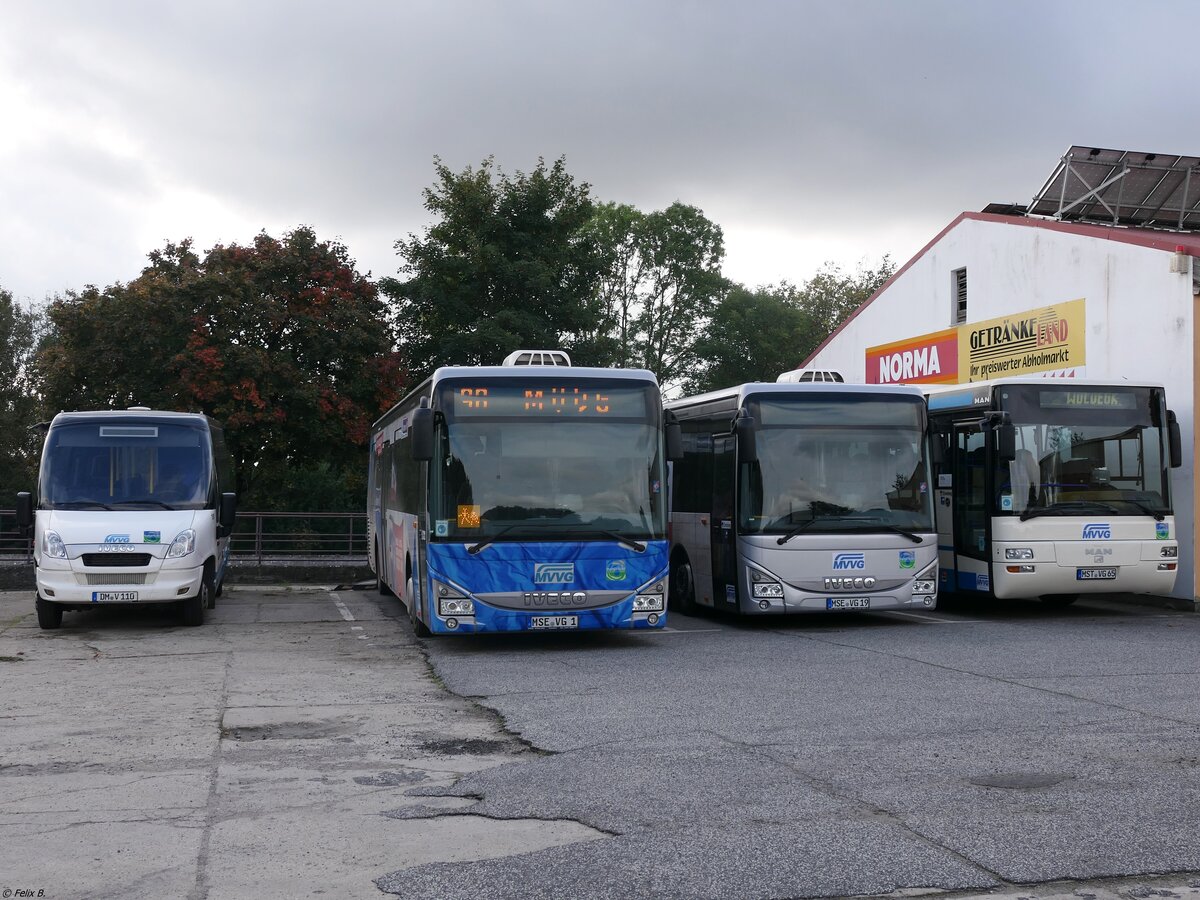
[1168,410,1183,468]
[219,493,238,530]
[15,492,32,530]
[665,421,683,461]
[411,407,434,462]
[996,422,1016,462]
[735,413,757,464]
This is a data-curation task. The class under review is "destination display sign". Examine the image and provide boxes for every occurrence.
[1038,390,1138,410]
[445,383,648,418]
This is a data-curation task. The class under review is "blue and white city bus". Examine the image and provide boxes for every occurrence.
[367,352,680,635]
[925,378,1182,605]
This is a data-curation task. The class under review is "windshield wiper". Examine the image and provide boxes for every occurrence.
[114,499,178,511]
[584,529,646,553]
[842,523,924,544]
[1020,500,1121,522]
[466,523,560,555]
[51,501,113,510]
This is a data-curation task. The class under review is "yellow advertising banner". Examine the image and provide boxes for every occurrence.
[959,298,1086,382]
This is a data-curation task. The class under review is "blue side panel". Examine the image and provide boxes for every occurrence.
[425,539,669,634]
[956,570,991,592]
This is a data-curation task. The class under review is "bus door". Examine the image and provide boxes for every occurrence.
[711,434,738,609]
[952,424,991,593]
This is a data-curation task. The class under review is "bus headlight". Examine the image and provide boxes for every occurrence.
[434,580,474,617]
[634,593,665,612]
[911,562,937,596]
[1161,546,1178,558]
[439,597,475,616]
[750,567,784,598]
[44,530,67,559]
[1005,548,1034,560]
[166,529,196,559]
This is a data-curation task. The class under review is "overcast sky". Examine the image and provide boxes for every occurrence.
[2,0,1195,305]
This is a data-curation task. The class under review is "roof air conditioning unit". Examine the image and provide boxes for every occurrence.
[776,369,845,384]
[502,349,572,367]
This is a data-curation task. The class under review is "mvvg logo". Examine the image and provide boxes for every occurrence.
[103,534,131,544]
[1082,523,1111,540]
[832,552,866,570]
[533,562,575,584]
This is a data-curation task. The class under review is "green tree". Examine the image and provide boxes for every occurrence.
[36,227,404,509]
[0,288,43,501]
[682,256,896,394]
[684,285,809,394]
[381,156,603,378]
[584,202,728,390]
[792,255,896,356]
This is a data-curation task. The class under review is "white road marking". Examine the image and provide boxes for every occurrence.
[329,593,356,622]
[350,625,364,631]
[877,610,978,624]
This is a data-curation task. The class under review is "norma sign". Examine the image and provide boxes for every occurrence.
[866,328,958,385]
[865,300,1086,385]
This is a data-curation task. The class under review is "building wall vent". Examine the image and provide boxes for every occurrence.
[502,349,572,367]
[777,369,845,384]
[952,267,968,325]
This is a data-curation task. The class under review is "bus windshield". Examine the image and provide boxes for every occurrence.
[994,385,1171,517]
[739,395,934,535]
[40,421,212,511]
[431,381,666,542]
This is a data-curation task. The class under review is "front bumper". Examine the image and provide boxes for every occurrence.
[36,563,205,606]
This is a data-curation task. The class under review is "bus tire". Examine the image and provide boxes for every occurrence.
[670,555,698,615]
[407,577,431,637]
[206,562,218,608]
[183,571,211,626]
[36,597,63,630]
[376,541,394,596]
[1041,594,1078,608]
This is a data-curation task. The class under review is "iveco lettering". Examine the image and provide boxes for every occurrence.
[367,350,681,635]
[15,409,238,629]
[666,375,938,616]
[926,378,1181,604]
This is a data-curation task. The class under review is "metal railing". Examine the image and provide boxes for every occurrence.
[0,510,368,565]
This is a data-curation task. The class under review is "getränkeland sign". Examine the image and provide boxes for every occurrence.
[865,299,1086,385]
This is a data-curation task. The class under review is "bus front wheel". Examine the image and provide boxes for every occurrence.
[670,557,698,615]
[407,577,432,638]
[36,597,63,630]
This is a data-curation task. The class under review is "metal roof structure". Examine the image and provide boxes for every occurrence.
[1027,146,1200,231]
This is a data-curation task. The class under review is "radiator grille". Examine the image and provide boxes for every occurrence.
[80,553,152,567]
[82,573,150,586]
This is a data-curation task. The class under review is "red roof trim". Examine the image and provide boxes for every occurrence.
[800,212,1200,367]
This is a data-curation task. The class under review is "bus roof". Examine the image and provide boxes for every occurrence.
[49,410,212,427]
[667,381,925,412]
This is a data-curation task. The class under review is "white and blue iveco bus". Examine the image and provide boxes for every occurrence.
[367,351,680,635]
[666,375,939,616]
[16,409,237,629]
[926,378,1181,604]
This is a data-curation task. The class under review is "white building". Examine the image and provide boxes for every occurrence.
[804,154,1200,602]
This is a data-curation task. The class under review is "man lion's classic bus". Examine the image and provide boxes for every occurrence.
[368,351,680,635]
[16,409,237,629]
[666,376,938,616]
[925,379,1182,604]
